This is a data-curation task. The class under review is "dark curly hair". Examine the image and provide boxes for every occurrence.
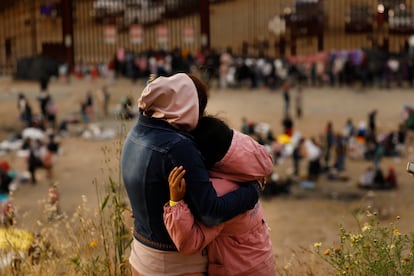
[187,73,209,118]
[191,115,233,168]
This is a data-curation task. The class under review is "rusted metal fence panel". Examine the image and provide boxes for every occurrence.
[0,0,203,75]
[73,0,202,67]
[210,0,414,57]
[0,0,63,75]
[1,0,414,75]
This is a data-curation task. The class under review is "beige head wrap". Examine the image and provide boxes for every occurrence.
[138,73,199,132]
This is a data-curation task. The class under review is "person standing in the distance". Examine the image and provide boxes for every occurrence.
[324,121,335,171]
[45,98,58,131]
[37,88,51,125]
[368,109,378,138]
[292,137,305,177]
[17,93,33,128]
[305,137,322,182]
[294,83,303,119]
[99,85,110,118]
[84,90,94,122]
[219,47,233,89]
[121,73,261,276]
[343,118,355,142]
[282,81,291,117]
[333,132,347,172]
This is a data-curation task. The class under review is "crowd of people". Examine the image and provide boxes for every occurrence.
[72,44,414,92]
[14,87,60,186]
[1,76,122,204]
[240,98,414,195]
[72,51,414,196]
[0,88,62,228]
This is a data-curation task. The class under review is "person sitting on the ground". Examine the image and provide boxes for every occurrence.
[385,165,398,189]
[358,166,376,189]
[27,139,53,184]
[282,115,294,137]
[372,166,385,188]
[396,123,407,152]
[46,133,60,154]
[164,115,275,275]
[305,137,322,182]
[404,105,414,130]
[0,161,12,195]
[262,172,291,197]
[241,117,254,135]
[358,166,397,190]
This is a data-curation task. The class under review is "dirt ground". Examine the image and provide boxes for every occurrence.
[1,75,414,274]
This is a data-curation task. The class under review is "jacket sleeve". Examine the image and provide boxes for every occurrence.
[168,139,260,227]
[163,200,222,254]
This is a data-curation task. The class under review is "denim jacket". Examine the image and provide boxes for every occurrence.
[121,114,260,251]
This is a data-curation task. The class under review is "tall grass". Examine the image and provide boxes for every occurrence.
[68,124,132,275]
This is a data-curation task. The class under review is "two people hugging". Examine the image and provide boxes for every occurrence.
[121,73,275,276]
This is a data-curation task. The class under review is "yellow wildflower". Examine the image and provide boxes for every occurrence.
[89,240,98,248]
[314,242,322,248]
[362,223,371,232]
[350,234,363,245]
[393,228,401,236]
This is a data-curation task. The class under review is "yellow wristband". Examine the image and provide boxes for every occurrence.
[169,200,178,207]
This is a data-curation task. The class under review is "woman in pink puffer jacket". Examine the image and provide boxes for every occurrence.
[164,116,276,275]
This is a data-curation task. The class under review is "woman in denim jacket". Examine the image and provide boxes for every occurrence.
[121,73,261,275]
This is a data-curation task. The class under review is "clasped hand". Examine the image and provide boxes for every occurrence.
[168,166,186,201]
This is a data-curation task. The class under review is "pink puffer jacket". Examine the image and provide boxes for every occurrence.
[164,130,276,275]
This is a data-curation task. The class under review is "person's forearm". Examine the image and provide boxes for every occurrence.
[163,200,221,253]
[188,182,260,226]
[171,141,259,227]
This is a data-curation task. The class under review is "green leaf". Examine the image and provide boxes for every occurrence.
[101,195,110,210]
